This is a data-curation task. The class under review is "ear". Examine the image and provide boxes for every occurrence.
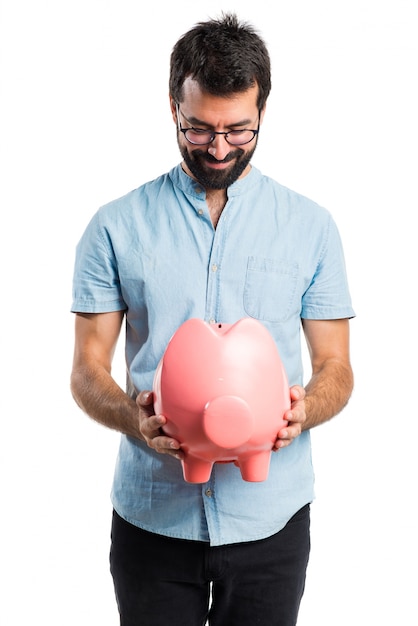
[169,95,178,124]
[259,103,267,125]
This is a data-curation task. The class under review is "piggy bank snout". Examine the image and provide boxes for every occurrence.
[203,395,255,449]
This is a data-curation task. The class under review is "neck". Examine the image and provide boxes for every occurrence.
[205,189,227,228]
[180,162,228,227]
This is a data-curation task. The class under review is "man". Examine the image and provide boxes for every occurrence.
[71,13,354,626]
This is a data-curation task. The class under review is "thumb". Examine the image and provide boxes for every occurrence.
[136,390,154,407]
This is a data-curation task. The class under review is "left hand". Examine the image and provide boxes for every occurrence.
[273,385,306,451]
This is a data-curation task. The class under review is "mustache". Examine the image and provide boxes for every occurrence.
[192,149,243,164]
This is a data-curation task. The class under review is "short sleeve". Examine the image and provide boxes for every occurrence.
[301,214,355,320]
[71,209,127,313]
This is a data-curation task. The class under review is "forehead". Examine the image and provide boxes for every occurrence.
[180,76,259,122]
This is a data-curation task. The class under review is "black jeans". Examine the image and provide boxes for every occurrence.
[110,504,310,626]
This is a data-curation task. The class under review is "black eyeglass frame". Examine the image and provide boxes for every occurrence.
[176,103,260,146]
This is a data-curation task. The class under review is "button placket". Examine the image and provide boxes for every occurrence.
[205,202,229,327]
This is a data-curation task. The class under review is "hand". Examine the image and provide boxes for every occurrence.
[273,385,307,451]
[136,391,184,460]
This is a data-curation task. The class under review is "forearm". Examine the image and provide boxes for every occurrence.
[71,364,144,440]
[303,359,354,431]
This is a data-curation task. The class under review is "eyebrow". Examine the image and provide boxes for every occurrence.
[181,110,254,129]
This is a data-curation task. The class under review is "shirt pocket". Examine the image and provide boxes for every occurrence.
[243,256,299,322]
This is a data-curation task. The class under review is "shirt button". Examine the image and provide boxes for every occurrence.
[198,209,204,215]
[211,264,218,272]
[205,489,213,497]
[209,318,216,324]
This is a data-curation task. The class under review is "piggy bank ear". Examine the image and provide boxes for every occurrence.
[203,396,255,448]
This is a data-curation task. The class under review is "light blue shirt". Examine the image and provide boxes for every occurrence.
[72,164,355,546]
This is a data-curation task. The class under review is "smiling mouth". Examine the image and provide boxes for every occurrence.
[205,160,232,170]
[201,152,240,168]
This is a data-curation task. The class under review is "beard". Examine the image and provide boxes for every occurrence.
[178,140,257,190]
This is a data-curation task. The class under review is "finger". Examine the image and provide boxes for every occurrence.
[136,390,154,407]
[289,385,305,401]
[148,434,184,458]
[273,435,292,450]
[284,405,305,424]
[279,422,302,441]
[274,420,302,449]
[140,413,165,438]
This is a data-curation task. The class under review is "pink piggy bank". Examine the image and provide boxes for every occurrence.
[153,318,290,483]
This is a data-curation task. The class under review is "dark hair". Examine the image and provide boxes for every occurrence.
[169,13,271,110]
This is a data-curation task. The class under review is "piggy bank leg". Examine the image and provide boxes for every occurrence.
[182,457,214,483]
[238,451,272,482]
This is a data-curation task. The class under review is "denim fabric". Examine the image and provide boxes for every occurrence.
[110,505,311,626]
[72,164,354,546]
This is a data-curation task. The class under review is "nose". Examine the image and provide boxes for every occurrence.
[207,134,231,161]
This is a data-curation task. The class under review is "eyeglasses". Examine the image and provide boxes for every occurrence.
[176,104,260,146]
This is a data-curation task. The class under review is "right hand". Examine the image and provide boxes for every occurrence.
[136,390,184,460]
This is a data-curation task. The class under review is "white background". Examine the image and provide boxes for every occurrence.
[1,0,417,624]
